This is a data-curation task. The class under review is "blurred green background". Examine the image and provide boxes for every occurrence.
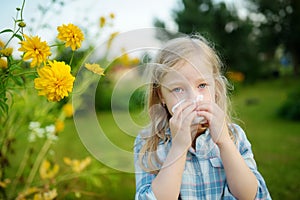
[1,0,300,199]
[60,77,300,199]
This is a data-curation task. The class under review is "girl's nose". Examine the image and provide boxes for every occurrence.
[187,88,201,101]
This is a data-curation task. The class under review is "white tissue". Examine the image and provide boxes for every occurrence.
[171,99,186,113]
[171,95,207,125]
[193,95,206,124]
[192,116,206,125]
[195,94,203,102]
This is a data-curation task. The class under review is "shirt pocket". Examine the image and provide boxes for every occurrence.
[209,157,224,168]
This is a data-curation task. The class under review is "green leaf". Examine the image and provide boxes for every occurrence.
[0,29,14,34]
[12,75,24,86]
[9,64,22,71]
[14,34,23,41]
[0,98,9,115]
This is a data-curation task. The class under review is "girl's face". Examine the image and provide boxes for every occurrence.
[160,55,215,115]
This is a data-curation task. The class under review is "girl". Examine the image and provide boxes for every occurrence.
[134,34,271,200]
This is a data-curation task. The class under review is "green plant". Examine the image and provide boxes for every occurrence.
[0,0,118,198]
[278,87,300,121]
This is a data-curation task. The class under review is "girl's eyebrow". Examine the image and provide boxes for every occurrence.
[161,82,183,91]
[165,77,211,86]
[164,80,185,86]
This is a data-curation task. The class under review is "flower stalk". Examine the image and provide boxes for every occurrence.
[0,0,118,197]
[25,139,52,189]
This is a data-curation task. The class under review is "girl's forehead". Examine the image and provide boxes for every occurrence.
[161,59,213,84]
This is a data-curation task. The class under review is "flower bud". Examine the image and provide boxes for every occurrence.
[18,21,26,28]
[0,48,13,57]
[0,58,8,69]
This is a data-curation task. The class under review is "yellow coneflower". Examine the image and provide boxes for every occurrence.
[34,60,75,101]
[84,63,105,76]
[57,23,84,51]
[18,35,51,67]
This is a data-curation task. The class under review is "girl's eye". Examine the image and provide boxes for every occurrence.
[172,87,183,93]
[198,83,207,89]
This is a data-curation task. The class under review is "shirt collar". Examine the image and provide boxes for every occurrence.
[166,128,219,159]
[194,129,219,158]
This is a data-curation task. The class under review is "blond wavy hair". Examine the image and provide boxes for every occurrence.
[138,34,235,173]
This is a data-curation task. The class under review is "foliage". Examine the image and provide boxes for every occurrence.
[155,0,300,81]
[248,0,300,75]
[232,78,300,199]
[71,78,300,199]
[95,52,140,111]
[95,78,114,111]
[154,0,262,82]
[278,86,300,120]
[129,87,146,112]
[68,78,300,199]
[0,0,119,199]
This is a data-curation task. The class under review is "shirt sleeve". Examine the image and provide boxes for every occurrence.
[233,124,272,200]
[134,135,157,200]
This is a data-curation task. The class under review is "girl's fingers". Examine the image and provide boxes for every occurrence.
[169,102,197,143]
[171,99,186,113]
[196,110,212,123]
[170,101,197,129]
[196,101,225,118]
[195,101,213,112]
[172,101,196,121]
[172,101,194,115]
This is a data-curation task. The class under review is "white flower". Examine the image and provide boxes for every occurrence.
[35,128,45,138]
[28,121,46,142]
[28,123,58,142]
[47,132,58,141]
[45,125,55,134]
[29,121,41,130]
[45,125,57,142]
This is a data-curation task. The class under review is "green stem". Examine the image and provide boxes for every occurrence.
[0,118,9,152]
[0,111,20,164]
[20,0,25,21]
[69,51,75,66]
[7,58,22,67]
[49,43,64,48]
[25,139,52,189]
[13,70,36,76]
[19,0,26,36]
[13,7,19,32]
[4,0,26,48]
[4,27,21,48]
[56,172,84,183]
[10,146,30,194]
[71,47,93,75]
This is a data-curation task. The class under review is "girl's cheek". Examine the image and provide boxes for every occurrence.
[206,88,215,102]
[171,94,186,105]
[198,91,208,101]
[165,98,180,115]
[205,94,213,102]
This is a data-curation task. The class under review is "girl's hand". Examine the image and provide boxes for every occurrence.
[169,101,197,151]
[196,101,231,145]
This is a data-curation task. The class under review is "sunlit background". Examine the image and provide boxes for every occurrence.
[1,0,177,41]
[1,0,299,199]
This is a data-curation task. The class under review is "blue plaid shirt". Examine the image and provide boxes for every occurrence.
[134,124,271,200]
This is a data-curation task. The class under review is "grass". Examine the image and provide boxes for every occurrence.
[57,77,299,199]
[231,77,300,199]
[52,114,137,199]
